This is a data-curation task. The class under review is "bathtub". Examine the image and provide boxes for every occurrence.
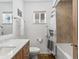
[56,43,73,59]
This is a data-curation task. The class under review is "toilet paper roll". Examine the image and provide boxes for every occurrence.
[37,38,43,43]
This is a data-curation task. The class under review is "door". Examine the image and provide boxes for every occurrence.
[56,0,73,43]
[72,0,78,59]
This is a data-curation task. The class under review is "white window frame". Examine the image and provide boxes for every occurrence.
[33,11,46,24]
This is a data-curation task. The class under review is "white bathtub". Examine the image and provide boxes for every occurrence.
[56,43,73,59]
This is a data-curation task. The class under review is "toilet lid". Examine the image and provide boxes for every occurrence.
[30,47,40,53]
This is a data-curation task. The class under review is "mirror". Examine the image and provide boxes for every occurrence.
[0,1,13,35]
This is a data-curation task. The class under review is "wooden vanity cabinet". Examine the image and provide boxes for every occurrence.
[13,49,23,59]
[12,41,29,59]
[22,41,29,59]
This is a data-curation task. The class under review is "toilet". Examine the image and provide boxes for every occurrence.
[30,47,40,59]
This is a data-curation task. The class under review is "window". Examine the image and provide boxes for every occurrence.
[33,11,46,24]
[35,13,39,23]
[2,12,12,24]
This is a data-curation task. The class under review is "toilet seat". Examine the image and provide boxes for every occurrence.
[30,47,40,53]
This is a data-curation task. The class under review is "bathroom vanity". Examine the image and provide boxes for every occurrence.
[0,39,30,59]
[12,41,29,59]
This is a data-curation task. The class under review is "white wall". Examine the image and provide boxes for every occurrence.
[24,2,52,53]
[13,0,24,38]
[13,0,23,17]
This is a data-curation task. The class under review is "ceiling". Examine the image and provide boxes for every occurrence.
[24,0,53,2]
[0,0,52,2]
[0,0,12,2]
[0,0,56,2]
[61,0,72,2]
[24,0,49,1]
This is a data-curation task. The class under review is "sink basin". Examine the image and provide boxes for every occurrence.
[0,39,23,47]
[0,46,16,56]
[0,41,18,47]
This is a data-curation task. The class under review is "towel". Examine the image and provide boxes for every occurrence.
[47,40,54,51]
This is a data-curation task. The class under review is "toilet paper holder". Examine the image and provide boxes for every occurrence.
[37,38,43,43]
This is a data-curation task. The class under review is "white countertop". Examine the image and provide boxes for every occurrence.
[0,39,30,59]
